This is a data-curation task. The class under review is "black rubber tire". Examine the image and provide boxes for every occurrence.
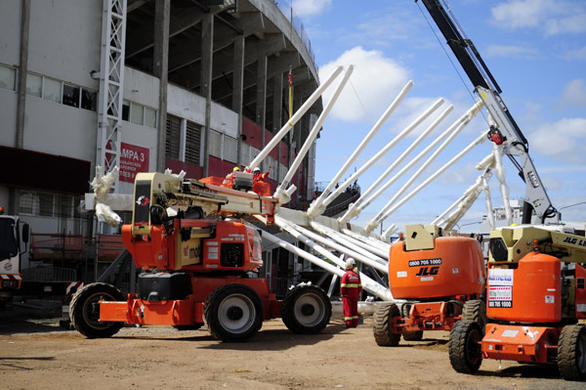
[204,284,263,341]
[462,300,486,334]
[281,285,332,334]
[70,282,124,339]
[403,331,424,341]
[449,320,483,374]
[557,324,586,381]
[373,303,401,346]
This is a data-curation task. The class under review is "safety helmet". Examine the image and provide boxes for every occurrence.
[233,166,241,172]
[253,167,261,173]
[345,259,355,270]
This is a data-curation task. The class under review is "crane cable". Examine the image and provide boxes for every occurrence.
[415,0,490,127]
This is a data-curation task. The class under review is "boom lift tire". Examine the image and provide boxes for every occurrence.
[462,300,486,334]
[204,284,263,342]
[373,303,401,346]
[557,324,586,381]
[281,285,332,334]
[449,320,482,373]
[403,331,424,341]
[70,282,125,339]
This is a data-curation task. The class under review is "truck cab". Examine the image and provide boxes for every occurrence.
[0,207,30,305]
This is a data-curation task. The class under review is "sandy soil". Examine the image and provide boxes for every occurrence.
[1,311,584,390]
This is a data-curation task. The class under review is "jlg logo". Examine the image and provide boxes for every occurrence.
[415,266,439,277]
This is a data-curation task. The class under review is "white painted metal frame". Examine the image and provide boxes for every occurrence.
[96,0,127,191]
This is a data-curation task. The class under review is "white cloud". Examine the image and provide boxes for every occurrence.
[485,44,539,59]
[319,47,410,122]
[530,117,586,162]
[491,0,556,29]
[491,0,585,36]
[291,0,331,17]
[563,46,586,61]
[545,13,586,36]
[561,79,586,108]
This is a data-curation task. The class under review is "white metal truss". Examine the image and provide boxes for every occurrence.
[90,65,525,302]
[96,0,127,191]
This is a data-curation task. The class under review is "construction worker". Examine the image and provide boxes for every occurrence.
[341,259,362,328]
[222,166,240,187]
[252,166,269,182]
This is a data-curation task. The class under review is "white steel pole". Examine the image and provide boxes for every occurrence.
[248,65,343,171]
[278,216,387,267]
[379,130,489,238]
[309,221,388,273]
[260,228,393,300]
[364,100,484,233]
[318,98,445,213]
[307,80,414,217]
[339,104,454,224]
[483,176,496,230]
[276,220,392,300]
[431,153,495,226]
[493,143,513,225]
[274,66,354,203]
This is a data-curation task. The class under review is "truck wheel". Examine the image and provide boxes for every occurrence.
[373,303,401,346]
[403,331,423,341]
[204,284,263,341]
[70,282,124,339]
[449,320,482,373]
[558,324,586,381]
[462,300,486,334]
[281,285,331,334]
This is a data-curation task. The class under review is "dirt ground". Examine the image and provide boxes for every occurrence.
[1,307,584,390]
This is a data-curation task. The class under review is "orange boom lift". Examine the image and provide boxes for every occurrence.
[373,224,486,346]
[70,172,331,341]
[449,226,586,380]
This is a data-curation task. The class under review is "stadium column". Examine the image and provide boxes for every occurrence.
[11,0,30,214]
[272,74,283,182]
[232,35,245,166]
[201,13,214,177]
[256,54,268,171]
[153,0,170,172]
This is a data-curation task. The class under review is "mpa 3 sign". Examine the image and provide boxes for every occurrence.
[120,142,150,183]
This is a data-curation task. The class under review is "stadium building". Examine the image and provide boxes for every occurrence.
[0,0,326,295]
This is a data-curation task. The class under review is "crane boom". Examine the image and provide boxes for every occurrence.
[417,0,559,223]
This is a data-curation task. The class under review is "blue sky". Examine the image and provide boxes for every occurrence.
[286,0,586,231]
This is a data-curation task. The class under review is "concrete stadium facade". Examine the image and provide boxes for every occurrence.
[0,0,323,291]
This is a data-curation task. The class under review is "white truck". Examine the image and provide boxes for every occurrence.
[0,208,29,307]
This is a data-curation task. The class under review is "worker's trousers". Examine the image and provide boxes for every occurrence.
[342,296,359,327]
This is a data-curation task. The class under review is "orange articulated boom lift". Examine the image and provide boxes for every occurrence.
[416,0,585,380]
[70,172,331,341]
[373,224,486,346]
[450,226,586,381]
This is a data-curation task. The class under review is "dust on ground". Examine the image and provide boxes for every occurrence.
[1,306,583,390]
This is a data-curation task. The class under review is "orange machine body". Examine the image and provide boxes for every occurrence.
[388,237,485,300]
[487,252,561,323]
[122,219,263,272]
[100,276,281,326]
[479,253,586,366]
[385,236,485,336]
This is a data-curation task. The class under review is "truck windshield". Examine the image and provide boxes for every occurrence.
[0,218,18,260]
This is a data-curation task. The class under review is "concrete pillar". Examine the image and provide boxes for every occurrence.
[232,35,245,165]
[15,0,30,149]
[272,74,283,181]
[153,0,170,172]
[256,55,267,169]
[11,0,30,214]
[201,13,214,176]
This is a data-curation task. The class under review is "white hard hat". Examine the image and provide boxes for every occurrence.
[253,167,261,172]
[345,259,355,270]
